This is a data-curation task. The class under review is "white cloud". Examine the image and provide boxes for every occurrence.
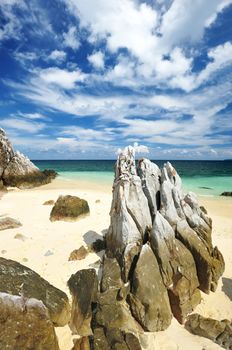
[15,112,49,120]
[0,118,45,133]
[61,126,114,141]
[88,51,105,69]
[63,26,80,50]
[48,50,67,63]
[38,67,86,89]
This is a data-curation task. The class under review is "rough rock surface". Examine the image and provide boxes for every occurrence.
[186,314,232,349]
[68,268,98,336]
[67,145,225,349]
[50,195,90,222]
[0,257,70,326]
[129,243,172,331]
[0,216,22,230]
[43,199,55,205]
[0,128,56,188]
[0,292,59,350]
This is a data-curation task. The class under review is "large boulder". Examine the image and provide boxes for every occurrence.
[0,292,59,350]
[0,257,70,326]
[0,128,56,188]
[129,243,172,331]
[186,314,232,349]
[50,195,90,222]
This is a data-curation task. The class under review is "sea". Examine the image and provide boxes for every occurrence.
[33,160,232,197]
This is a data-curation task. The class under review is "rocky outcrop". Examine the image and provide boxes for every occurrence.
[186,314,232,349]
[0,128,56,188]
[67,146,225,349]
[0,216,22,230]
[0,257,70,326]
[0,292,60,350]
[50,195,90,222]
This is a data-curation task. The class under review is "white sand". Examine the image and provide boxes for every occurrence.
[0,179,231,350]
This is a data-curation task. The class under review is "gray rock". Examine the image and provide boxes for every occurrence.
[0,292,60,350]
[106,147,152,275]
[0,128,56,188]
[0,257,70,326]
[137,158,161,220]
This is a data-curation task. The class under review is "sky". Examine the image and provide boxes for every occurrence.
[0,0,232,160]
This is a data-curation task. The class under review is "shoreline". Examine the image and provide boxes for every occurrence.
[0,177,231,349]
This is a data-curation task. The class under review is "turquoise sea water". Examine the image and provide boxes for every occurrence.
[33,160,232,197]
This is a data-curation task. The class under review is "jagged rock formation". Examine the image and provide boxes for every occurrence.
[68,146,225,349]
[0,257,70,326]
[0,128,56,188]
[50,195,90,222]
[186,314,232,349]
[0,292,60,350]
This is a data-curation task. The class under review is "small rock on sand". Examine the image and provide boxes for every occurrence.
[43,199,55,205]
[14,233,27,241]
[44,250,54,257]
[0,217,22,231]
[69,246,89,261]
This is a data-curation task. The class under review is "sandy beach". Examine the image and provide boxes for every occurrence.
[0,178,231,350]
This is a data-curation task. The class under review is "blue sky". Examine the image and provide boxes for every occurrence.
[0,0,232,160]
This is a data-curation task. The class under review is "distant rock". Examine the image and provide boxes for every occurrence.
[0,257,70,326]
[221,191,232,196]
[69,246,89,261]
[50,195,90,222]
[43,199,55,205]
[186,314,232,349]
[0,292,60,350]
[0,217,22,231]
[0,128,57,188]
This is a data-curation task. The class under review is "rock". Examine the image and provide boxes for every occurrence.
[0,257,70,326]
[43,199,55,205]
[137,158,161,221]
[151,213,201,323]
[0,292,60,350]
[14,233,27,241]
[72,337,90,350]
[0,217,22,230]
[68,268,98,336]
[106,146,152,276]
[129,243,172,331]
[0,128,57,188]
[221,191,232,196]
[95,199,101,203]
[186,314,232,349]
[69,246,89,261]
[176,220,224,293]
[100,256,123,292]
[50,195,90,222]
[44,250,54,256]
